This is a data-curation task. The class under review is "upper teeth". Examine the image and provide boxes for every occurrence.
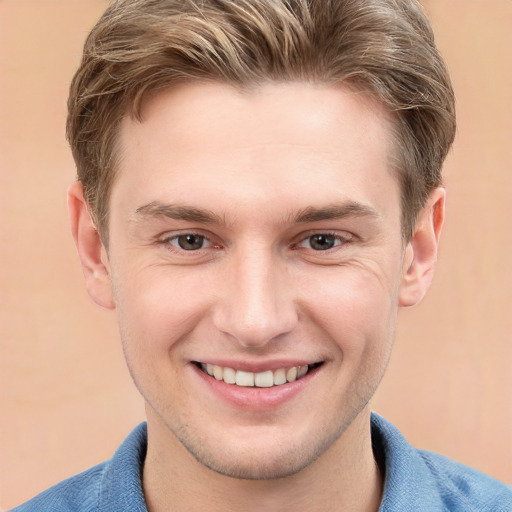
[201,363,309,387]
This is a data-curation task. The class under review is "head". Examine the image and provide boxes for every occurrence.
[67,0,455,243]
[67,0,455,482]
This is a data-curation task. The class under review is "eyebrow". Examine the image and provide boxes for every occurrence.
[134,201,226,225]
[294,202,380,223]
[133,200,379,226]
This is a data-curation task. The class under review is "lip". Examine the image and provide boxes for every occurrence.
[190,360,322,411]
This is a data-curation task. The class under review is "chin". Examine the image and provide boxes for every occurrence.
[185,443,314,480]
[175,424,340,481]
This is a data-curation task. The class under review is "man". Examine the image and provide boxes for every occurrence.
[10,0,511,511]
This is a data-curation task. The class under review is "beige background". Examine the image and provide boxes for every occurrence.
[1,0,511,508]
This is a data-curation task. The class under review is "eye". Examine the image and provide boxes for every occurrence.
[298,233,344,251]
[169,234,210,251]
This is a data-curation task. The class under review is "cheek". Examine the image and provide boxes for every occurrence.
[301,262,400,353]
[112,265,213,356]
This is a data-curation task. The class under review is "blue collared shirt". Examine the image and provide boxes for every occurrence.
[9,414,512,511]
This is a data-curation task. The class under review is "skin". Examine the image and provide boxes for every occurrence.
[69,82,444,512]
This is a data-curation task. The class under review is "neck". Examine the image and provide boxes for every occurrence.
[142,407,383,512]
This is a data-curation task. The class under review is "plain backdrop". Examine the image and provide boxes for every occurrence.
[1,0,511,508]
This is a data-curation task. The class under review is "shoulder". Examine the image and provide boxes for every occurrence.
[372,413,512,512]
[8,463,106,512]
[8,423,148,512]
[418,449,512,512]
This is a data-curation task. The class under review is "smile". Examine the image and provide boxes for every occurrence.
[197,362,322,387]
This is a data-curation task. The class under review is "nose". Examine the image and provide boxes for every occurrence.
[212,247,298,348]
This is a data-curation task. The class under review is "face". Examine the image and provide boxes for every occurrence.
[93,82,423,478]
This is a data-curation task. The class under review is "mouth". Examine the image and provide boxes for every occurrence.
[194,362,323,388]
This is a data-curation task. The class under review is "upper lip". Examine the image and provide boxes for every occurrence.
[192,359,323,373]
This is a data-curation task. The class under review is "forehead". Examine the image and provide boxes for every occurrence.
[126,81,393,154]
[112,81,399,225]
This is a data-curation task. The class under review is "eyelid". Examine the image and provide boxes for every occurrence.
[295,230,354,248]
[157,228,209,241]
[156,229,219,252]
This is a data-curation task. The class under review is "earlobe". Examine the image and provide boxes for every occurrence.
[399,187,445,307]
[68,181,115,309]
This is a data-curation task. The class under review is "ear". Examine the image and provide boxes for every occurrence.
[68,181,115,309]
[399,187,445,307]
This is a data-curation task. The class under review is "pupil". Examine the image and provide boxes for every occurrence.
[310,234,335,250]
[178,234,203,250]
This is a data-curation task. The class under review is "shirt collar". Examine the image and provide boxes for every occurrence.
[96,415,448,511]
[372,413,447,511]
[98,422,148,511]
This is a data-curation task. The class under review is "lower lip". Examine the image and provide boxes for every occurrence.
[191,364,319,411]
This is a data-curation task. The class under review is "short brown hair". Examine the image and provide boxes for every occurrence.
[67,0,456,240]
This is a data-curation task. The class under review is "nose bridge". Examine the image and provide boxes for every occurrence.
[213,243,297,347]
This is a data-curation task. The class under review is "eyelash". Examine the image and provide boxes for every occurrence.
[157,230,353,254]
[158,232,215,252]
[294,231,353,252]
